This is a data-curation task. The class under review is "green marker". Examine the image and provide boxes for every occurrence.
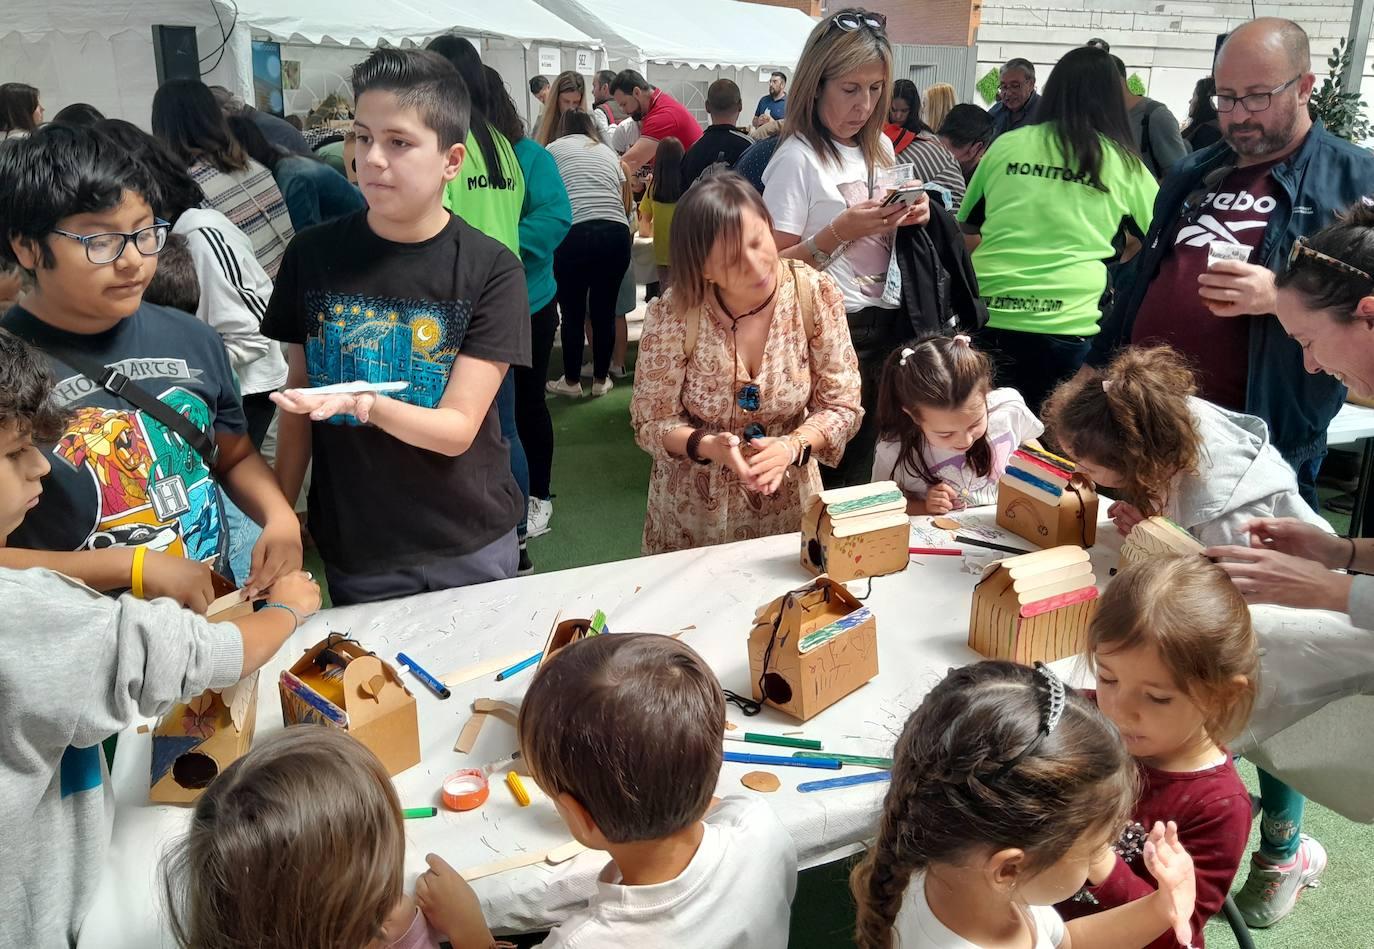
[744,732,823,751]
[403,806,437,819]
[793,751,894,769]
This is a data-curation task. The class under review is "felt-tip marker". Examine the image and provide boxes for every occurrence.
[397,653,451,699]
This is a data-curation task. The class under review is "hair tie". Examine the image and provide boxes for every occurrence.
[1363,195,1374,208]
[1101,379,1113,393]
[991,663,1066,780]
[953,334,971,347]
[899,347,916,366]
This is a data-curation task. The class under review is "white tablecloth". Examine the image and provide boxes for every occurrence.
[80,509,1374,945]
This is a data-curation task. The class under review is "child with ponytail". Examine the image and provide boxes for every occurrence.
[872,334,1043,514]
[851,660,1196,949]
[1042,345,1327,546]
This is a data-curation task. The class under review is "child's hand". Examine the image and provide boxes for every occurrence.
[263,571,321,620]
[244,516,303,599]
[1108,501,1145,536]
[416,853,495,947]
[926,482,958,515]
[271,388,379,423]
[1143,821,1195,947]
[141,550,217,613]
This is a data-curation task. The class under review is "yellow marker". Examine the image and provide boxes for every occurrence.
[506,771,530,807]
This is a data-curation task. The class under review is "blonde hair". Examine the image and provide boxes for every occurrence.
[780,9,894,171]
[1089,556,1259,745]
[536,70,588,145]
[923,82,956,132]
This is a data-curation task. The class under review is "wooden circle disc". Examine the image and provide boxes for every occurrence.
[931,516,961,531]
[741,770,781,793]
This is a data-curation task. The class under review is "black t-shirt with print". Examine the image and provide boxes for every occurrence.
[261,210,530,574]
[681,125,754,190]
[1,303,246,577]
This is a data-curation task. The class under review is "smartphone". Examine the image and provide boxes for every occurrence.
[880,186,924,209]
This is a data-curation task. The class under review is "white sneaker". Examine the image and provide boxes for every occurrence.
[545,378,583,398]
[580,362,594,378]
[590,377,615,397]
[609,364,627,379]
[527,497,553,538]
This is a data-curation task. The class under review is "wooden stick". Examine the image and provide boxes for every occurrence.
[442,650,537,687]
[454,712,487,753]
[473,697,521,720]
[458,841,588,881]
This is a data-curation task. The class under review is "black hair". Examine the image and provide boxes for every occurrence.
[0,124,158,271]
[1110,54,1128,80]
[557,110,599,142]
[610,70,653,96]
[0,328,68,442]
[529,75,550,95]
[595,70,618,91]
[771,70,787,82]
[1277,200,1374,321]
[705,79,742,116]
[890,78,928,135]
[141,233,200,315]
[938,103,994,148]
[226,114,283,172]
[426,35,513,187]
[151,79,249,174]
[50,102,105,127]
[0,83,40,134]
[94,120,206,224]
[1086,37,1111,52]
[351,47,470,150]
[482,66,525,145]
[650,137,686,203]
[1033,46,1141,191]
[1187,76,1219,128]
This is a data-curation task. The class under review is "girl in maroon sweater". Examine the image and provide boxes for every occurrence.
[1061,555,1259,947]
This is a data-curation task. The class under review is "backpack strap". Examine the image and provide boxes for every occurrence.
[683,305,701,360]
[787,259,818,342]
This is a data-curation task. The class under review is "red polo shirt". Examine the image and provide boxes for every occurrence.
[640,89,703,150]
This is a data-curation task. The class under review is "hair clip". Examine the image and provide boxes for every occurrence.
[899,347,916,366]
[1034,661,1066,736]
[952,334,971,347]
[1101,379,1113,393]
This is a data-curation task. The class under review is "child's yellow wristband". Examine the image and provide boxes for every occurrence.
[131,546,147,599]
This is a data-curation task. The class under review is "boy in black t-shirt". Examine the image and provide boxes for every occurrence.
[0,125,302,611]
[264,49,530,605]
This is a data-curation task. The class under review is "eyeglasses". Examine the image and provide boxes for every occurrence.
[1288,235,1374,283]
[51,220,169,265]
[1210,76,1300,114]
[829,10,886,33]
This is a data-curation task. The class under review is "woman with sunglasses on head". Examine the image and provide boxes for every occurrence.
[763,9,935,489]
[631,174,861,555]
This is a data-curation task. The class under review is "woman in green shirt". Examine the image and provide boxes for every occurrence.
[958,46,1157,411]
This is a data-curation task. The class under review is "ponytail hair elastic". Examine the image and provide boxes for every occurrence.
[952,334,972,347]
[1101,379,1113,393]
[899,347,916,366]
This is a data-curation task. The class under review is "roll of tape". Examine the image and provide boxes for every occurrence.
[441,769,490,811]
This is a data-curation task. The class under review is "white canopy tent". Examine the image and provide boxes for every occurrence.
[1,0,598,127]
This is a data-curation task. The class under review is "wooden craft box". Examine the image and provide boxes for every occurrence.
[538,612,606,670]
[801,481,909,583]
[969,546,1099,665]
[1120,516,1205,566]
[996,448,1098,549]
[749,577,878,721]
[279,637,420,776]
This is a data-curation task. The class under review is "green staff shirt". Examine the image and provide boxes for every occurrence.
[958,124,1158,336]
[444,128,525,256]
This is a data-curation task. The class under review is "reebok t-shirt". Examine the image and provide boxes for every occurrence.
[261,211,530,574]
[959,124,1159,336]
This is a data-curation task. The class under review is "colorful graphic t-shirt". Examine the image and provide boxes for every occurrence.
[1131,159,1281,412]
[958,124,1159,336]
[1,303,245,577]
[870,388,1044,506]
[261,211,530,574]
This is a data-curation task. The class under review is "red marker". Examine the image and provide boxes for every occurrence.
[909,547,962,556]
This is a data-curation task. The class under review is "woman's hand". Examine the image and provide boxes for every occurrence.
[1143,821,1195,949]
[895,188,930,227]
[1206,543,1354,612]
[1107,501,1146,536]
[704,433,759,489]
[1240,517,1351,568]
[832,199,912,242]
[743,437,794,495]
[271,388,379,423]
[925,482,959,515]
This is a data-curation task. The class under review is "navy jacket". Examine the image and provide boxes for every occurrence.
[1089,121,1374,467]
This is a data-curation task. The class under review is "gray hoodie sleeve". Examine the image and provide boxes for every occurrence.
[1147,105,1189,177]
[1347,575,1374,630]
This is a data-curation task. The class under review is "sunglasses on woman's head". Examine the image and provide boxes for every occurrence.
[829,10,887,33]
[1288,235,1374,284]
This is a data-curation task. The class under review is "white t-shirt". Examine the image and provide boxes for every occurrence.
[763,134,899,313]
[871,388,1043,507]
[894,873,1066,948]
[539,796,797,949]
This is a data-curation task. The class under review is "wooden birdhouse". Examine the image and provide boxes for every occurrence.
[748,576,879,722]
[800,481,910,583]
[1120,516,1205,566]
[538,610,608,670]
[279,636,420,776]
[996,448,1099,549]
[969,546,1099,665]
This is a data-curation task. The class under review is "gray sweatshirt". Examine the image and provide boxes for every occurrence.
[0,567,243,948]
[1168,398,1331,548]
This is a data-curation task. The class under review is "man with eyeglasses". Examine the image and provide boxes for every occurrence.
[1091,17,1374,510]
[987,58,1039,139]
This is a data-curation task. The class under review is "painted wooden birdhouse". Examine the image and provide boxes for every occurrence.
[969,546,1099,665]
[996,448,1099,549]
[1119,516,1205,566]
[149,673,258,805]
[800,481,910,583]
[748,576,879,722]
[279,636,420,776]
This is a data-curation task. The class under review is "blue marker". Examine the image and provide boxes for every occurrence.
[798,771,892,793]
[495,651,542,682]
[397,652,451,700]
[723,750,842,770]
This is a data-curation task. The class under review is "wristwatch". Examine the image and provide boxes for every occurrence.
[804,233,832,268]
[791,433,812,467]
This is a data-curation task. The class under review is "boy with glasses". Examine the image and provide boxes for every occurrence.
[0,124,301,610]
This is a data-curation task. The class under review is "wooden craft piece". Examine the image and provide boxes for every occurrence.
[969,546,1099,665]
[742,770,781,792]
[473,697,521,720]
[454,711,488,753]
[458,840,591,882]
[150,673,259,805]
[749,577,879,722]
[996,450,1098,550]
[800,480,910,583]
[931,516,961,531]
[1119,516,1205,566]
[443,649,538,687]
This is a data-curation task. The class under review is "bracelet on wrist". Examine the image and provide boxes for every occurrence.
[685,428,712,465]
[261,601,302,632]
[825,221,846,247]
[130,545,147,599]
[1347,537,1358,571]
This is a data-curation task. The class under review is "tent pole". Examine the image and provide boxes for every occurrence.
[1342,0,1374,96]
